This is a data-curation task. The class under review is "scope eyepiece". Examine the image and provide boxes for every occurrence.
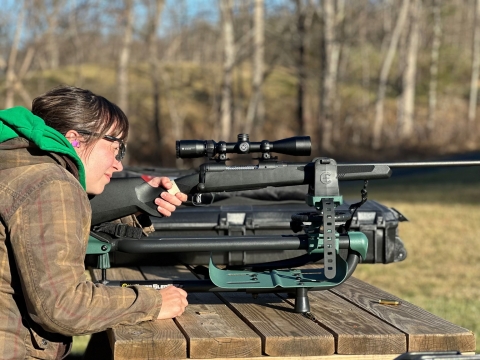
[176,134,311,159]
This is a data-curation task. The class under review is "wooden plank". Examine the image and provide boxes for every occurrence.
[141,265,262,359]
[331,277,476,352]
[170,355,405,360]
[90,266,187,360]
[88,266,477,359]
[109,320,187,360]
[217,292,335,357]
[282,290,406,355]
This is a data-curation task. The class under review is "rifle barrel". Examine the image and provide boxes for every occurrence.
[342,161,480,168]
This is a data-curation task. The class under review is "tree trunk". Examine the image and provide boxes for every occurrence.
[13,46,35,106]
[372,0,410,149]
[116,0,134,164]
[293,0,307,135]
[398,0,420,139]
[162,71,187,168]
[117,0,134,116]
[219,0,235,141]
[4,37,34,108]
[350,0,370,147]
[319,0,344,153]
[146,0,166,154]
[68,1,84,84]
[468,0,480,134]
[244,0,265,135]
[427,0,442,136]
[360,0,370,111]
[5,2,25,109]
[46,0,64,69]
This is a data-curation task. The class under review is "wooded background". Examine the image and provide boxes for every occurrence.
[2,0,480,167]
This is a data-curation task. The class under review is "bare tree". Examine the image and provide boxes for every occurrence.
[161,70,187,168]
[5,1,27,108]
[347,0,371,147]
[144,0,166,149]
[114,0,135,165]
[4,1,480,160]
[219,0,235,140]
[360,0,370,111]
[468,0,480,134]
[244,0,265,135]
[292,0,307,135]
[319,0,345,152]
[398,0,421,139]
[372,0,410,149]
[427,0,442,135]
[117,0,134,116]
[66,0,84,83]
[45,0,64,69]
[234,0,251,136]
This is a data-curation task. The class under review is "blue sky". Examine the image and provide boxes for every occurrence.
[0,0,295,45]
[159,0,293,33]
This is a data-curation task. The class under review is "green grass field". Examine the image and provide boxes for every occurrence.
[71,165,480,355]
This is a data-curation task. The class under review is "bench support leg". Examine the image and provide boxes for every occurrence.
[294,287,310,313]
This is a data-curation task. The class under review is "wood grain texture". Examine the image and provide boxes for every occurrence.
[91,266,187,360]
[289,290,406,355]
[331,277,476,352]
[217,292,335,356]
[88,266,477,359]
[176,294,262,358]
[141,266,262,358]
[167,355,406,360]
[109,320,186,360]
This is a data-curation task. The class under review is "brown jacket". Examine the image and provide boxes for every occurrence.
[0,138,162,359]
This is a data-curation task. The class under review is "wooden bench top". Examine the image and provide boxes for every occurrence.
[90,265,475,360]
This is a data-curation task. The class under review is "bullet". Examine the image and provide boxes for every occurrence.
[378,299,400,305]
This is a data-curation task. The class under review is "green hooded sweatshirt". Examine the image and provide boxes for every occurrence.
[0,106,86,189]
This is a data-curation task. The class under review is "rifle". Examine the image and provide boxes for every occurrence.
[87,134,480,313]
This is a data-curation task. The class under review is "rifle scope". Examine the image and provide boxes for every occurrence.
[176,134,311,159]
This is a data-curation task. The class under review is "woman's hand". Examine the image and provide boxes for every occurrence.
[147,177,188,217]
[157,286,188,319]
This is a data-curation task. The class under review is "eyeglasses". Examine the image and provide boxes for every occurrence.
[76,130,126,161]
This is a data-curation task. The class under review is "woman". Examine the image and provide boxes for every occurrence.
[0,85,188,359]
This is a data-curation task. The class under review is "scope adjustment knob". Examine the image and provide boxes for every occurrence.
[239,142,249,153]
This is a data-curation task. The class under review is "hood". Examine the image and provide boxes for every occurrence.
[0,106,86,189]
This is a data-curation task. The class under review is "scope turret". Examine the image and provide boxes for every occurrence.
[176,134,311,160]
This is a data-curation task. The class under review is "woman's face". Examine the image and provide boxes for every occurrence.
[66,127,124,194]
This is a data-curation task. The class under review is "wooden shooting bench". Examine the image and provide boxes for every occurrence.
[90,265,476,360]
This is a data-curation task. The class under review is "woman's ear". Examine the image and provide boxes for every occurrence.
[65,130,81,148]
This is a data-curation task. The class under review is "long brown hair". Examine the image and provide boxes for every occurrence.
[32,85,129,148]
